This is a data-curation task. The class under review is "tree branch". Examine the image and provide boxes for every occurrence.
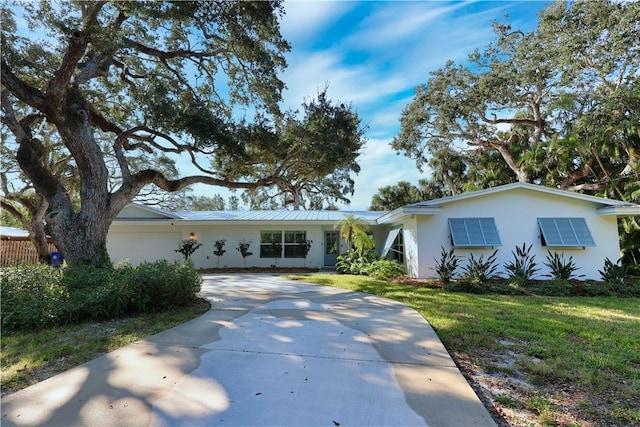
[0,65,47,113]
[46,31,90,116]
[123,37,219,60]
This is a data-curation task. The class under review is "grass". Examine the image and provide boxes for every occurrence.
[1,298,210,395]
[286,274,640,427]
[2,273,638,426]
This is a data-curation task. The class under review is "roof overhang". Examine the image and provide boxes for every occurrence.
[377,206,442,224]
[597,206,640,216]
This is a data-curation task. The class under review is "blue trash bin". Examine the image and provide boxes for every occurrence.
[51,251,63,268]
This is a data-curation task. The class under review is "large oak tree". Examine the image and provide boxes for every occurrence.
[393,0,638,194]
[1,1,290,266]
[392,0,639,268]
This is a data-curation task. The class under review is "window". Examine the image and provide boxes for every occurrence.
[381,228,403,263]
[284,231,307,258]
[260,231,307,258]
[391,230,404,264]
[537,218,595,247]
[260,231,282,258]
[448,218,501,247]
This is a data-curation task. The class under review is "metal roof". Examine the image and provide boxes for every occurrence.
[0,226,29,238]
[406,182,636,208]
[175,210,384,223]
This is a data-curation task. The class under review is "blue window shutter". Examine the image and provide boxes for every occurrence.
[448,218,501,247]
[538,218,595,247]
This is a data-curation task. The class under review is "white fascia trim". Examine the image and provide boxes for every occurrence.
[597,206,640,216]
[377,207,441,224]
[123,203,183,219]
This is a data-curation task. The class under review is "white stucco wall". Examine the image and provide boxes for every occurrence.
[108,222,387,269]
[410,188,620,280]
[107,227,183,265]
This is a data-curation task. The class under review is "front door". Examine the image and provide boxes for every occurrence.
[324,231,339,266]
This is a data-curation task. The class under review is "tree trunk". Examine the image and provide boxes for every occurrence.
[45,89,113,266]
[14,87,115,267]
[29,206,52,264]
[45,207,112,266]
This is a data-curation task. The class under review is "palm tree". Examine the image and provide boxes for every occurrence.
[334,213,370,252]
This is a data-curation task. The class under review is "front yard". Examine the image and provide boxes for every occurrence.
[288,274,640,427]
[2,271,638,426]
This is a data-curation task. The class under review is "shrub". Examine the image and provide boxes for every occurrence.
[504,243,539,282]
[1,261,202,334]
[236,239,253,267]
[543,251,584,281]
[432,246,461,283]
[175,239,202,262]
[0,264,67,332]
[300,240,312,267]
[598,257,628,288]
[364,259,405,281]
[213,239,226,268]
[336,248,378,275]
[460,250,499,284]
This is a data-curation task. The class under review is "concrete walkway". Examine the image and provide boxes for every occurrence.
[1,274,495,427]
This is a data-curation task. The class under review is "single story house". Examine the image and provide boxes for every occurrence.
[107,183,640,280]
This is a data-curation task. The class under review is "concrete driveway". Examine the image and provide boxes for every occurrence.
[1,274,495,426]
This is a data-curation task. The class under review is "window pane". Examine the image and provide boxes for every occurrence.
[260,231,282,258]
[285,231,305,243]
[261,231,282,244]
[285,245,305,258]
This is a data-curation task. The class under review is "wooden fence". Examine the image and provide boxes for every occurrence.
[0,239,57,266]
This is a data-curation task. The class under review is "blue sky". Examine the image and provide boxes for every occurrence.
[6,1,550,210]
[255,0,549,210]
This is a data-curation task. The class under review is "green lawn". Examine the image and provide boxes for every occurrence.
[2,273,638,426]
[1,299,210,395]
[288,274,640,427]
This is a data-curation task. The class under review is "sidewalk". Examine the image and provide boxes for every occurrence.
[1,274,495,426]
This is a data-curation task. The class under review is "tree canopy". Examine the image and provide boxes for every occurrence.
[393,0,639,195]
[240,89,366,210]
[392,0,639,267]
[1,1,290,265]
[369,181,424,211]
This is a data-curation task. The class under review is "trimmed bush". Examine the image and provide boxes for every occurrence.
[1,261,202,334]
[364,259,405,281]
[0,264,67,332]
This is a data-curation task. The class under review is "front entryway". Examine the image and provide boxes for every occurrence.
[324,231,339,266]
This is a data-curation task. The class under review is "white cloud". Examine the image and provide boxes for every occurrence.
[280,1,359,45]
[191,1,547,210]
[346,1,472,48]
